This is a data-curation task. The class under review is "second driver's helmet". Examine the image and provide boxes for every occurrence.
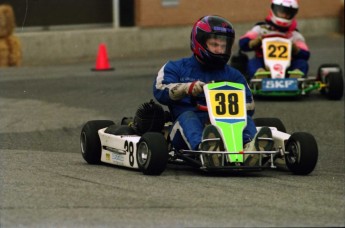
[191,15,235,69]
[268,0,299,28]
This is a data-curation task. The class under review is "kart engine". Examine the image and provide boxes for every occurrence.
[133,100,165,135]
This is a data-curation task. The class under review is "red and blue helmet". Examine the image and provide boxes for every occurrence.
[191,15,235,68]
[268,0,299,28]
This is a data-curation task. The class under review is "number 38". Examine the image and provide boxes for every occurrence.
[215,93,239,115]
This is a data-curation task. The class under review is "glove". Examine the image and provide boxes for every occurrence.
[169,81,205,100]
[248,37,262,49]
[187,81,205,96]
[292,43,300,55]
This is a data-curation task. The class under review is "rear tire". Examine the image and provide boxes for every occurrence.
[137,132,168,175]
[80,120,114,164]
[324,72,344,100]
[285,132,318,175]
[254,117,286,132]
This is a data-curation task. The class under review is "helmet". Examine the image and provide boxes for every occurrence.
[132,100,165,135]
[268,0,299,28]
[191,15,235,69]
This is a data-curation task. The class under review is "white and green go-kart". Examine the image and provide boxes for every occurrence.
[80,82,318,175]
[231,35,344,100]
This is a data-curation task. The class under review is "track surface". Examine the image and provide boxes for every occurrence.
[0,34,344,227]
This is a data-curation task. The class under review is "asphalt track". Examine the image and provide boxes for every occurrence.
[0,34,344,227]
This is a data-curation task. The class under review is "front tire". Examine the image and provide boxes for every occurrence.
[317,64,340,81]
[137,132,168,175]
[285,132,318,175]
[317,64,344,100]
[80,120,114,164]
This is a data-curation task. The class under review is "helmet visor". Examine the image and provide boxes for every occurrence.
[272,4,298,20]
[205,34,233,56]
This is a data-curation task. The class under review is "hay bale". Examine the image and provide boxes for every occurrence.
[0,4,22,67]
[0,4,16,38]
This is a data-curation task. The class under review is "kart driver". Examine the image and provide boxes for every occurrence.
[239,0,310,79]
[153,15,268,158]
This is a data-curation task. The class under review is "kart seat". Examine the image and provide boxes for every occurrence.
[104,124,136,135]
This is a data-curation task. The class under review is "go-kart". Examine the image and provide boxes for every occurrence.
[80,82,318,176]
[231,35,344,100]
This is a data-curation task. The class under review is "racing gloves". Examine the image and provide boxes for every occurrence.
[169,81,205,100]
[248,37,262,49]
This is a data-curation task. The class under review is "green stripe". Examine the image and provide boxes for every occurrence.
[216,121,244,163]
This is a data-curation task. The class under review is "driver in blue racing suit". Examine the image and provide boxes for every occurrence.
[153,15,257,152]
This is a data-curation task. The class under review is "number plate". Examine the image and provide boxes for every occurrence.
[262,37,292,78]
[204,82,247,162]
[209,90,245,119]
[264,40,290,61]
[262,78,298,91]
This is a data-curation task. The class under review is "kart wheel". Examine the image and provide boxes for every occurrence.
[285,132,318,175]
[254,117,286,132]
[137,132,168,175]
[80,120,114,164]
[317,64,340,81]
[324,72,344,100]
[317,64,343,99]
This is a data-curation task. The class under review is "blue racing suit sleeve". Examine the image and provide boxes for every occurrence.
[153,61,179,105]
[239,37,252,52]
[153,56,204,119]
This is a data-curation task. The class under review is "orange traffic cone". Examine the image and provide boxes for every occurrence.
[91,43,114,71]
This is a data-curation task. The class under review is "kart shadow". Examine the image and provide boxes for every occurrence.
[97,161,290,177]
[166,163,271,177]
[198,167,291,178]
[200,171,264,178]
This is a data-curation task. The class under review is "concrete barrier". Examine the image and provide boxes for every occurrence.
[15,17,339,66]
